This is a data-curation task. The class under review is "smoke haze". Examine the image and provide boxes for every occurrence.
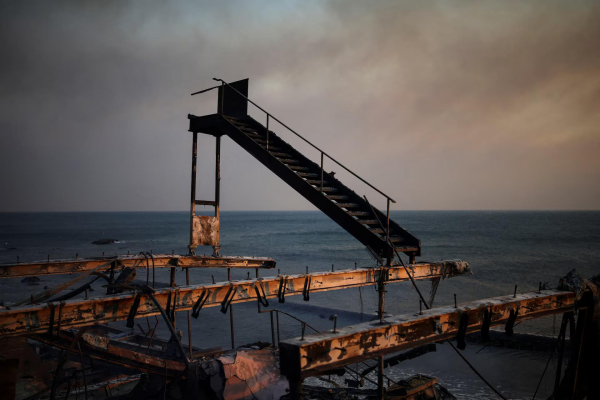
[1,1,599,211]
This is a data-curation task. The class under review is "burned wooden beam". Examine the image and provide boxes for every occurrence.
[0,261,469,337]
[28,324,225,378]
[31,331,187,377]
[279,289,576,379]
[0,254,276,278]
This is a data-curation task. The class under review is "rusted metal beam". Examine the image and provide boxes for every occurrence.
[0,261,469,337]
[279,289,577,379]
[0,254,276,278]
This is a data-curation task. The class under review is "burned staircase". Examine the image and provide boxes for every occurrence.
[188,79,420,262]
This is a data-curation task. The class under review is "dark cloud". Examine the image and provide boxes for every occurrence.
[1,0,598,211]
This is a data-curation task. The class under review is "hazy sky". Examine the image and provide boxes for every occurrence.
[1,1,599,212]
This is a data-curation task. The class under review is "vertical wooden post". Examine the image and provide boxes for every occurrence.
[188,132,198,255]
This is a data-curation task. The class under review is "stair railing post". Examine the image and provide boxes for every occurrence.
[266,114,270,151]
[320,152,324,192]
[386,198,390,244]
[219,82,225,115]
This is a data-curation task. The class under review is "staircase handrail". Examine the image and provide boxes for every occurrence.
[208,78,397,205]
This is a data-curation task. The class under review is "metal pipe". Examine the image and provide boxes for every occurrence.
[219,82,224,115]
[190,85,221,96]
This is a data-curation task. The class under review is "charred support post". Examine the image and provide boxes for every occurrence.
[288,376,303,400]
[188,132,198,255]
[270,311,276,347]
[377,356,385,399]
[213,135,221,256]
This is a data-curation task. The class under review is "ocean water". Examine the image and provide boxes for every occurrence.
[1,210,599,398]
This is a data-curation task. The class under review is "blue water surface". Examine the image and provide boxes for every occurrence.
[0,211,598,398]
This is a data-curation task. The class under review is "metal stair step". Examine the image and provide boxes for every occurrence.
[260,144,283,151]
[238,126,260,132]
[347,211,370,216]
[225,116,250,125]
[358,219,379,225]
[204,112,422,258]
[269,152,292,158]
[336,203,359,208]
[326,194,348,200]
[278,158,301,164]
[296,172,319,177]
